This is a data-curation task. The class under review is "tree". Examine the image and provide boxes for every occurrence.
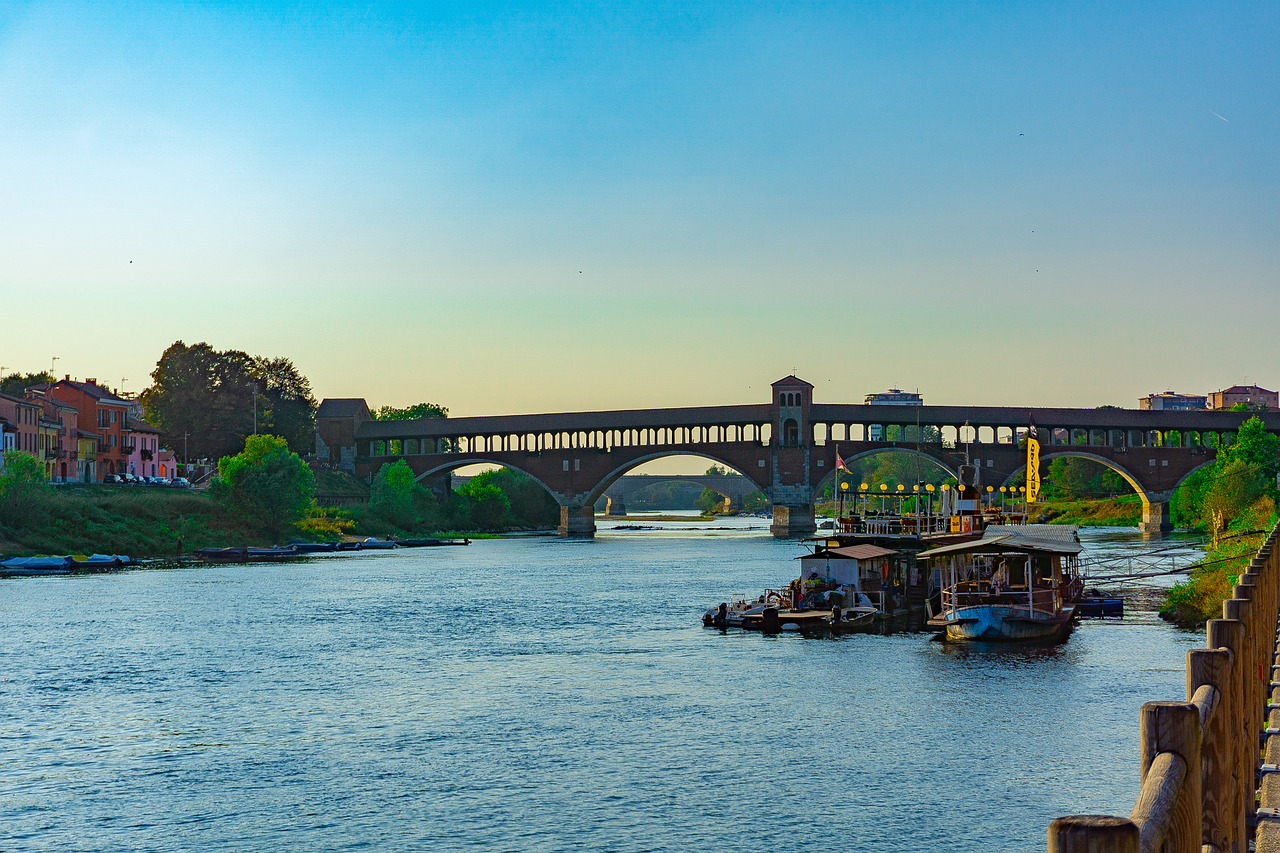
[1216,416,1280,498]
[696,464,733,514]
[0,451,47,527]
[251,356,317,454]
[142,342,255,461]
[210,434,315,533]
[372,403,449,420]
[0,371,53,398]
[370,460,419,527]
[142,342,319,460]
[459,480,510,528]
[455,468,555,528]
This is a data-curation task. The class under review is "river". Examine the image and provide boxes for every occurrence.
[0,522,1206,851]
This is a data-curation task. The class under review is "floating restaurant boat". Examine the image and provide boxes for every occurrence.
[920,525,1084,642]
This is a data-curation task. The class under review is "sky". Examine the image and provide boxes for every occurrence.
[2,1,1277,418]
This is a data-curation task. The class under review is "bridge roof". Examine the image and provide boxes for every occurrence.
[351,400,1279,440]
[809,403,1280,431]
[356,404,773,439]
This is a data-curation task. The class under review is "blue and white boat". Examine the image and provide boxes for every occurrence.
[920,525,1083,642]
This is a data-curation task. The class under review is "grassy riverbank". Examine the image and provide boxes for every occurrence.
[0,485,259,557]
[1159,496,1277,627]
[1027,495,1143,527]
[0,484,518,558]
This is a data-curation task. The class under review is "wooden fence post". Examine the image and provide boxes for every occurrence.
[1225,594,1257,832]
[1048,816,1139,852]
[1208,617,1247,849]
[1189,647,1233,852]
[1139,702,1201,853]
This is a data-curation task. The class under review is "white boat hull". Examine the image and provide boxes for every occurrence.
[933,604,1072,642]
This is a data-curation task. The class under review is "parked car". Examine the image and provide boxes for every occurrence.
[170,477,192,488]
[151,477,171,486]
[104,474,123,484]
[119,473,139,485]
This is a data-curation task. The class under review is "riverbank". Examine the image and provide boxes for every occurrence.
[1159,496,1277,627]
[0,485,540,559]
[1028,495,1143,527]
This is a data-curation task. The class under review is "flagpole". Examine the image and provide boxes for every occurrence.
[834,443,841,528]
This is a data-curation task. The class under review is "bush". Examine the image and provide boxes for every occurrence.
[296,506,355,541]
[210,435,314,534]
[370,460,419,527]
[0,451,47,527]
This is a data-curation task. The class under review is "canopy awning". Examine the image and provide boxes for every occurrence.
[797,544,898,560]
[917,525,1082,559]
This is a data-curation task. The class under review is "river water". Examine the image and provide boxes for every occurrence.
[0,522,1207,852]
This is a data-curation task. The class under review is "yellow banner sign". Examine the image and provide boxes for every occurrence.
[1026,434,1041,504]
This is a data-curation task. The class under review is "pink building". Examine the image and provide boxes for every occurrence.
[125,421,164,478]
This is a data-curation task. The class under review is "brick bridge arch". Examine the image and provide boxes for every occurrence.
[587,451,769,516]
[992,449,1219,532]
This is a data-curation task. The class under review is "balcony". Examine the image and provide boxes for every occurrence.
[140,448,154,461]
[119,443,138,454]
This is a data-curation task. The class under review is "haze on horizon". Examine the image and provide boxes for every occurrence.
[1,2,1277,419]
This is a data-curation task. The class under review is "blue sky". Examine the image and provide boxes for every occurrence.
[1,1,1276,415]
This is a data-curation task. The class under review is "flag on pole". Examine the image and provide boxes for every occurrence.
[1026,417,1041,504]
[836,451,849,473]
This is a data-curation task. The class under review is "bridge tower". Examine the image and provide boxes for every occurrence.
[769,375,817,538]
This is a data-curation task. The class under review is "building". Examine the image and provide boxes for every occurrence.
[1208,385,1278,412]
[1139,391,1207,411]
[865,388,923,406]
[0,418,16,454]
[0,392,42,459]
[25,391,82,481]
[44,378,138,479]
[76,431,99,482]
[315,398,372,472]
[126,421,164,478]
[156,448,179,479]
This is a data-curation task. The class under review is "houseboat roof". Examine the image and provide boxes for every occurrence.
[797,544,899,561]
[916,524,1082,558]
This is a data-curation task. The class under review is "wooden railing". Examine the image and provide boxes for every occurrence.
[1048,522,1280,853]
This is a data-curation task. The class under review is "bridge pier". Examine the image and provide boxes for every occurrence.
[1139,492,1174,536]
[605,496,628,516]
[770,505,815,539]
[558,504,597,539]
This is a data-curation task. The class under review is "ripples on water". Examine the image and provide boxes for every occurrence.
[0,524,1203,852]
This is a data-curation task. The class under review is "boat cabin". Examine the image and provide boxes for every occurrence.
[797,542,910,612]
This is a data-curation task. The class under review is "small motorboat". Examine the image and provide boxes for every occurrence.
[288,541,338,554]
[335,540,362,551]
[395,537,472,547]
[245,546,299,561]
[358,537,397,550]
[70,554,130,571]
[196,547,249,562]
